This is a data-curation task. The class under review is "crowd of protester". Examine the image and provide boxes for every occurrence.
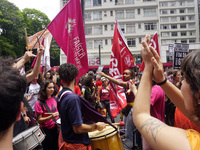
[0,34,200,150]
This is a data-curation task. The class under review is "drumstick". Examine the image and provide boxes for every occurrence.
[106,121,125,126]
[44,113,53,115]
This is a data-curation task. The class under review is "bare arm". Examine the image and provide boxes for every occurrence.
[150,45,200,125]
[13,51,36,70]
[26,45,44,83]
[73,122,105,134]
[37,112,59,124]
[132,36,191,150]
[98,72,128,88]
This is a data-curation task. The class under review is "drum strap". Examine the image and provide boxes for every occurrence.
[38,100,57,123]
[22,97,37,119]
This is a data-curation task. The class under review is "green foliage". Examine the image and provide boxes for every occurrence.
[0,0,25,57]
[22,8,50,36]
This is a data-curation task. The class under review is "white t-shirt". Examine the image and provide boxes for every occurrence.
[26,83,40,111]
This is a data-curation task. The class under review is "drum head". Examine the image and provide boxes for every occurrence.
[88,126,117,140]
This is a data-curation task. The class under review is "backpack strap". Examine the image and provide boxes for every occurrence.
[57,90,73,112]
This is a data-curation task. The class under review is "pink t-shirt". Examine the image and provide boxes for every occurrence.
[35,97,59,129]
[150,85,165,122]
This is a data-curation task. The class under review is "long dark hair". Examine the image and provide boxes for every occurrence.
[38,80,55,102]
[181,50,200,120]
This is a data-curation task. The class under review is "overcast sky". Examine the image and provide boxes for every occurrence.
[8,0,60,20]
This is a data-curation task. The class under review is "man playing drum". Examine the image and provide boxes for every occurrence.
[57,63,106,150]
[0,57,27,150]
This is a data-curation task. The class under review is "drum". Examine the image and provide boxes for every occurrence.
[13,125,45,150]
[88,126,124,150]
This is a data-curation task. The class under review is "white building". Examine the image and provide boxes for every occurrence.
[60,0,200,67]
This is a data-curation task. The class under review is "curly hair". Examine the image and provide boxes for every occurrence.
[0,57,27,139]
[181,50,200,120]
[59,63,79,82]
[83,76,93,87]
[38,80,55,102]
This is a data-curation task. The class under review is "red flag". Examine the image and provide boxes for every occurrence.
[47,0,88,80]
[140,32,160,72]
[109,20,134,118]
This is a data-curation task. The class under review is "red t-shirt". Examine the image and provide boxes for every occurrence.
[74,85,81,96]
[98,86,110,101]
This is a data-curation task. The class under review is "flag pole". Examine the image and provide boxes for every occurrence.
[25,28,29,51]
[30,28,48,51]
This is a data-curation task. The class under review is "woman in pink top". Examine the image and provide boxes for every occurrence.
[35,80,59,150]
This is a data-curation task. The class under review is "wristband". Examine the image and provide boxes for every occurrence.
[90,124,93,131]
[23,114,27,117]
[154,77,167,86]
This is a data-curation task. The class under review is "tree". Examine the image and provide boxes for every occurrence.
[0,0,25,57]
[22,8,50,36]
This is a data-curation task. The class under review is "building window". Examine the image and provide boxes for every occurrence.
[179,9,185,13]
[161,24,169,29]
[111,39,113,45]
[181,32,187,36]
[85,12,92,21]
[187,1,194,5]
[179,1,185,6]
[104,0,106,2]
[94,25,102,35]
[94,40,103,48]
[125,0,134,4]
[161,17,169,22]
[85,0,91,7]
[160,2,168,7]
[127,38,136,47]
[138,23,141,29]
[170,1,176,6]
[139,37,142,43]
[115,0,123,5]
[181,40,187,43]
[144,8,156,17]
[138,9,140,15]
[171,24,177,29]
[188,8,194,13]
[188,23,195,28]
[104,11,107,17]
[110,11,113,16]
[161,32,169,37]
[171,17,177,22]
[105,39,108,45]
[180,16,186,21]
[144,23,157,30]
[189,39,195,43]
[93,0,101,6]
[111,24,114,30]
[85,26,92,35]
[180,24,186,28]
[171,32,177,36]
[161,10,168,15]
[188,16,195,21]
[93,11,102,20]
[86,40,93,49]
[63,0,68,6]
[126,24,135,33]
[189,31,195,36]
[120,24,125,33]
[170,9,176,14]
[116,10,124,19]
[126,10,135,19]
[110,0,112,2]
[104,25,107,31]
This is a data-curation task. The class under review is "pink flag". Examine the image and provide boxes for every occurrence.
[140,32,160,72]
[109,20,134,118]
[31,30,52,72]
[47,0,88,80]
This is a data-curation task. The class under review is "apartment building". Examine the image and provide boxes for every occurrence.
[60,0,200,66]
